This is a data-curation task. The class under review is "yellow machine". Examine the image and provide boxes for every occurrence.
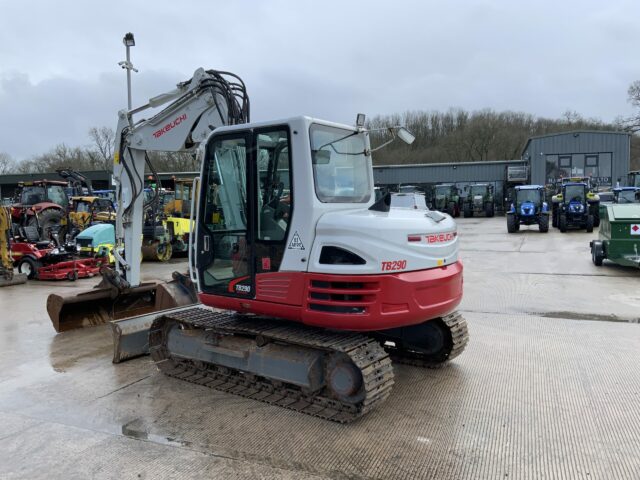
[163,178,196,255]
[0,206,28,287]
[68,196,116,233]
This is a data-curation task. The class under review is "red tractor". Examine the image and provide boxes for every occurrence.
[10,180,69,241]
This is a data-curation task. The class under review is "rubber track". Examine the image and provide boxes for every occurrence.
[389,311,470,369]
[149,307,395,423]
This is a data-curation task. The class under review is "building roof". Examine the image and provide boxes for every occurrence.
[521,130,631,157]
[373,159,523,169]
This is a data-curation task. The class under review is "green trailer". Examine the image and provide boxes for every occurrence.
[590,203,640,268]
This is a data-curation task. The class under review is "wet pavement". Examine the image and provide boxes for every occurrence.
[0,217,639,479]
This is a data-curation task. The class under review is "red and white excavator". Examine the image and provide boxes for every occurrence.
[47,68,468,422]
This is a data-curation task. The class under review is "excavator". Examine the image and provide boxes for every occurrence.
[47,68,468,422]
[0,206,28,286]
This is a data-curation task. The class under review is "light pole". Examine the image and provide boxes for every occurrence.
[118,32,138,110]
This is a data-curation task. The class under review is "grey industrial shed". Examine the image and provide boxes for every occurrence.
[373,160,528,212]
[373,160,527,185]
[521,130,630,188]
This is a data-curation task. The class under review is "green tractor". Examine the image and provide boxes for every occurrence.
[463,183,494,218]
[591,203,640,268]
[433,184,461,217]
[551,177,600,228]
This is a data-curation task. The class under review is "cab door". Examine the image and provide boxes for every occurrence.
[196,132,255,298]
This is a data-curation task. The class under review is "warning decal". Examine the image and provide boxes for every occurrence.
[631,224,640,235]
[288,231,305,250]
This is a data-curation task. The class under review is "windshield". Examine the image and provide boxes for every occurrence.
[435,186,452,197]
[564,185,586,203]
[175,183,192,201]
[471,185,487,196]
[617,190,638,204]
[75,201,90,213]
[20,186,46,205]
[516,189,541,204]
[47,185,68,208]
[310,124,371,203]
[391,193,427,209]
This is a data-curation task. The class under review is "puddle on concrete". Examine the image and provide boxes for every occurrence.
[120,419,192,448]
[539,311,639,323]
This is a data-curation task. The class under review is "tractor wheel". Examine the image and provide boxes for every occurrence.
[447,202,456,217]
[507,214,517,233]
[142,241,173,262]
[552,206,558,228]
[485,202,495,218]
[559,214,567,233]
[66,270,78,282]
[29,208,64,241]
[463,204,472,218]
[592,207,600,228]
[585,215,594,233]
[538,214,549,233]
[591,241,604,266]
[17,256,42,280]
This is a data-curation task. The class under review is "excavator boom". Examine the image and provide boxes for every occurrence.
[47,68,249,332]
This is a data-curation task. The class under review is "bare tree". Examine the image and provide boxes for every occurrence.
[624,80,640,133]
[0,152,16,174]
[87,127,115,170]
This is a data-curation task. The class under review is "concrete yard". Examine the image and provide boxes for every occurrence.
[0,217,639,479]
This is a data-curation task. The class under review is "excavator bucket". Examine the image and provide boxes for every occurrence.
[47,271,197,333]
[111,304,198,363]
[0,273,28,287]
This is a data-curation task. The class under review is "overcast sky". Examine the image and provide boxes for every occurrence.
[1,0,639,160]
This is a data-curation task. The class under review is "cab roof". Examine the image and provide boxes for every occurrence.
[515,185,543,190]
[613,187,640,192]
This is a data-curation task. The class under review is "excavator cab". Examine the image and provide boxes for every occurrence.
[191,117,461,331]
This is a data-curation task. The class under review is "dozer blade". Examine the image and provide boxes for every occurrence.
[111,304,199,363]
[0,273,28,287]
[47,271,198,333]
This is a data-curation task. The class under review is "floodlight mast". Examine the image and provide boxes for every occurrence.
[120,32,137,109]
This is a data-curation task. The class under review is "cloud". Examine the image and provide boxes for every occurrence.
[0,0,639,159]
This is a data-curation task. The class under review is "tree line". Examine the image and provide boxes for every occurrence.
[0,127,199,175]
[368,109,640,168]
[1,81,639,174]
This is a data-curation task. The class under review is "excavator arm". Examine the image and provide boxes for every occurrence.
[47,68,249,331]
[56,169,94,196]
[113,68,249,288]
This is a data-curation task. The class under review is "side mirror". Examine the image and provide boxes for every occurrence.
[312,150,331,165]
[396,127,415,145]
[369,125,416,152]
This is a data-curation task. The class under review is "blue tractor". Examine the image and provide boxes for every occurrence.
[555,182,594,233]
[507,185,549,233]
